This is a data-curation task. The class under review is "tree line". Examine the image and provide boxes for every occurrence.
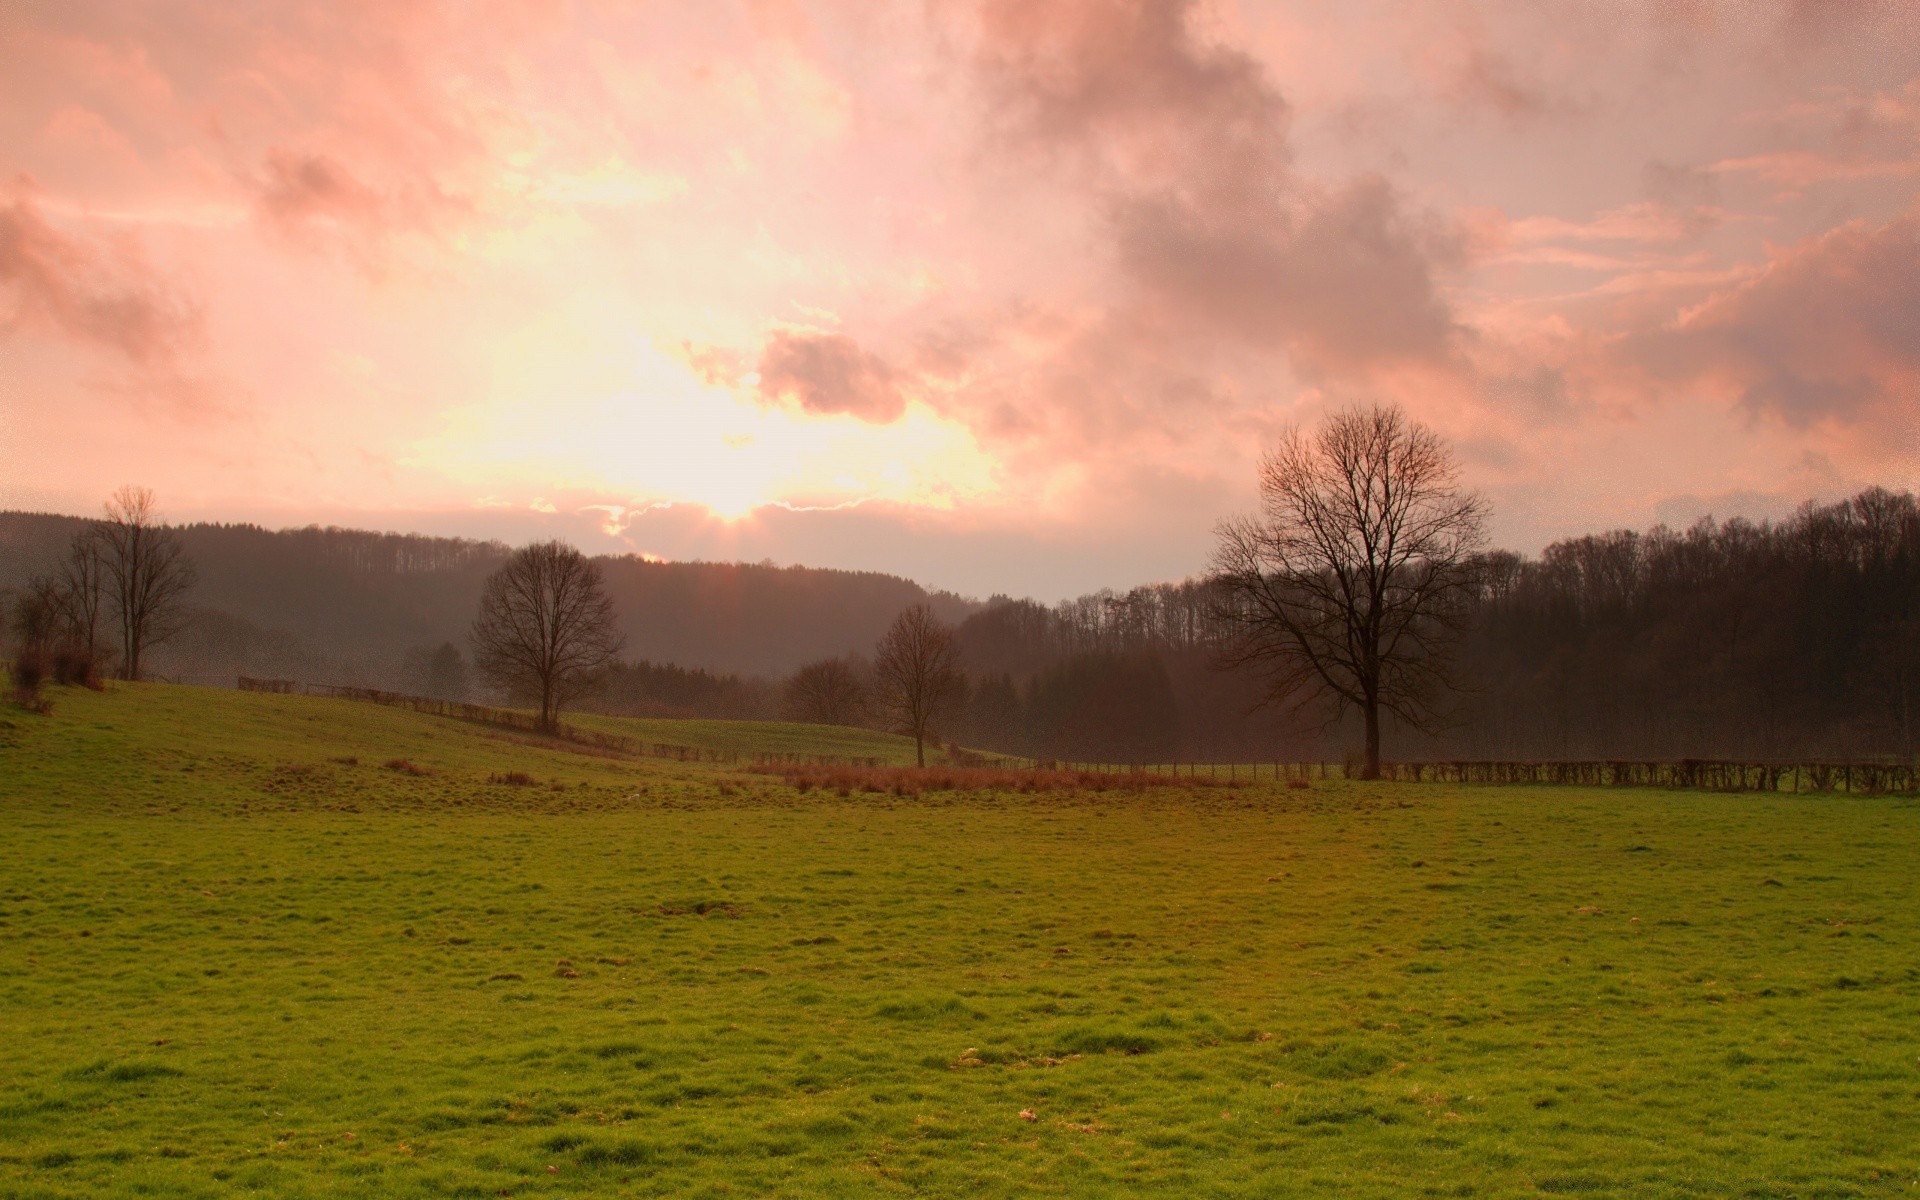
[7,436,1914,766]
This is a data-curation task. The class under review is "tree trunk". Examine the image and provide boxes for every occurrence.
[1362,699,1381,780]
[915,728,925,767]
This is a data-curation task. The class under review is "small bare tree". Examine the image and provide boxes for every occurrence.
[470,541,624,733]
[100,486,197,681]
[11,576,67,652]
[57,525,109,657]
[1211,403,1488,779]
[873,604,960,767]
[783,657,869,727]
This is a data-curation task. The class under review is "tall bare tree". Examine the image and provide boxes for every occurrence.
[783,657,869,727]
[100,486,197,681]
[469,541,623,732]
[873,604,960,767]
[1211,403,1487,779]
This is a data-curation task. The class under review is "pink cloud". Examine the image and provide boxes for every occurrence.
[3,0,1918,596]
[0,181,200,365]
[1622,205,1920,428]
[755,330,908,423]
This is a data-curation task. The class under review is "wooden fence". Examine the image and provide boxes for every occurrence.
[1020,757,1918,794]
[235,677,1915,793]
[236,676,885,768]
[1379,758,1919,794]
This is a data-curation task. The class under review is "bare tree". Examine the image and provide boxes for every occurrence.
[100,486,197,681]
[11,576,67,653]
[470,541,624,732]
[57,525,109,657]
[873,604,960,767]
[1211,403,1487,779]
[783,657,869,727]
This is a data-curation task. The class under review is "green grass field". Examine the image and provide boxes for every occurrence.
[564,712,935,764]
[2,682,1916,1198]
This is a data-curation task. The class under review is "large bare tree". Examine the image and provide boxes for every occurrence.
[100,486,197,681]
[470,540,624,732]
[1211,403,1488,779]
[873,604,960,767]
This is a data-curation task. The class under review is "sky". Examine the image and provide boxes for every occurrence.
[2,0,1917,600]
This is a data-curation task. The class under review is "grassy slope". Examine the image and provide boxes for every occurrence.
[1,683,1916,1199]
[565,712,930,764]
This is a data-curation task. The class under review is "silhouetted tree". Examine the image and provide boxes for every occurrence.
[470,541,623,732]
[56,525,108,657]
[99,486,197,681]
[588,659,773,720]
[959,672,1024,753]
[873,604,960,766]
[1026,652,1179,764]
[783,657,869,726]
[11,576,66,653]
[403,641,471,702]
[1211,403,1487,778]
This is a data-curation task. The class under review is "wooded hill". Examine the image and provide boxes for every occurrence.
[0,513,976,689]
[935,488,1919,764]
[5,486,1914,763]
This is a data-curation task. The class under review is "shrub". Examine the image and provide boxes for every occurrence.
[12,648,50,693]
[382,758,432,776]
[488,771,537,787]
[51,645,102,690]
[11,648,52,713]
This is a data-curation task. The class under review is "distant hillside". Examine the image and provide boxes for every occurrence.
[0,512,977,686]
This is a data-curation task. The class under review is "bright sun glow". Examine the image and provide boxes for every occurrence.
[408,326,996,527]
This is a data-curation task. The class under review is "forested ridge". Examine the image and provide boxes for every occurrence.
[0,513,975,686]
[4,487,1913,762]
[936,488,1917,763]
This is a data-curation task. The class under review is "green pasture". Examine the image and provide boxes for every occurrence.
[1,682,1916,1198]
[565,712,931,764]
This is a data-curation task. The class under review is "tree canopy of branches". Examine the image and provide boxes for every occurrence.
[99,486,197,681]
[57,525,109,657]
[873,604,960,766]
[1210,403,1487,778]
[469,541,624,732]
[783,657,869,727]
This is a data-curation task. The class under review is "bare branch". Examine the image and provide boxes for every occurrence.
[1209,402,1487,777]
[469,541,624,732]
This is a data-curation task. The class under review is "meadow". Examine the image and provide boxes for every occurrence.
[1,682,1916,1198]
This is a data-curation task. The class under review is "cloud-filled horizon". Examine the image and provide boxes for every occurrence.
[3,0,1917,601]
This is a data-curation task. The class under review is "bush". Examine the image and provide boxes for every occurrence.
[12,648,49,693]
[51,645,102,690]
[11,648,53,713]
